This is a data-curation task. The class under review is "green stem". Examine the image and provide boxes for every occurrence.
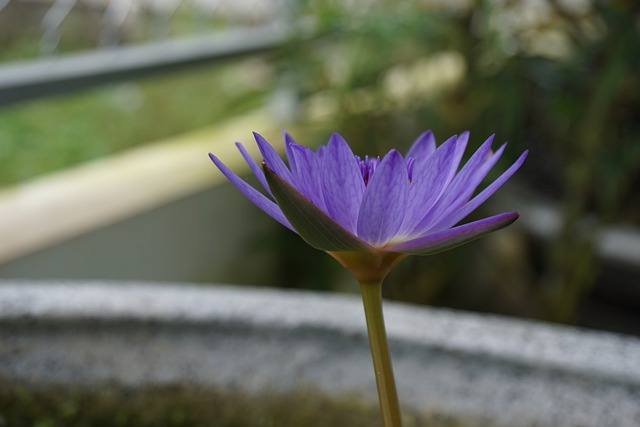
[359,280,403,427]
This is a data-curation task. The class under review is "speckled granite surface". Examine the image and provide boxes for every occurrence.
[1,281,639,426]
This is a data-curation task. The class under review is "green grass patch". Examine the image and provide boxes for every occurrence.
[0,382,486,427]
[0,59,272,187]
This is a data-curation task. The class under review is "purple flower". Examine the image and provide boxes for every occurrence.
[209,131,527,282]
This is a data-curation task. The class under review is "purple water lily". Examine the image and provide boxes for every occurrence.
[209,130,527,282]
[210,129,526,427]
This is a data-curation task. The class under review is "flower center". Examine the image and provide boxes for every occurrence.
[355,155,380,186]
[355,155,415,185]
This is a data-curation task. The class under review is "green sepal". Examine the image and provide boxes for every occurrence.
[263,164,374,253]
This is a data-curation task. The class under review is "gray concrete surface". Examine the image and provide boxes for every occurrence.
[1,281,639,426]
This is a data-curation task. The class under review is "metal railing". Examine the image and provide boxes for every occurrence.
[0,0,293,107]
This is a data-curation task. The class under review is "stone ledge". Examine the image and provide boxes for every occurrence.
[1,281,639,427]
[0,109,285,264]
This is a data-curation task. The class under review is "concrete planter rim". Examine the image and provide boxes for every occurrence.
[1,281,639,427]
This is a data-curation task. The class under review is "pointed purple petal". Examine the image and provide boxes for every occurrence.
[209,153,294,231]
[444,131,469,187]
[288,144,327,211]
[411,134,494,235]
[235,142,270,194]
[445,134,495,200]
[386,212,519,255]
[283,131,298,172]
[322,133,366,233]
[406,130,436,160]
[449,143,506,208]
[253,132,295,185]
[397,135,458,236]
[357,150,408,246]
[432,150,529,230]
[264,163,373,252]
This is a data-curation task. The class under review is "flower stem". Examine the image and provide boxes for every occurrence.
[359,280,403,427]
